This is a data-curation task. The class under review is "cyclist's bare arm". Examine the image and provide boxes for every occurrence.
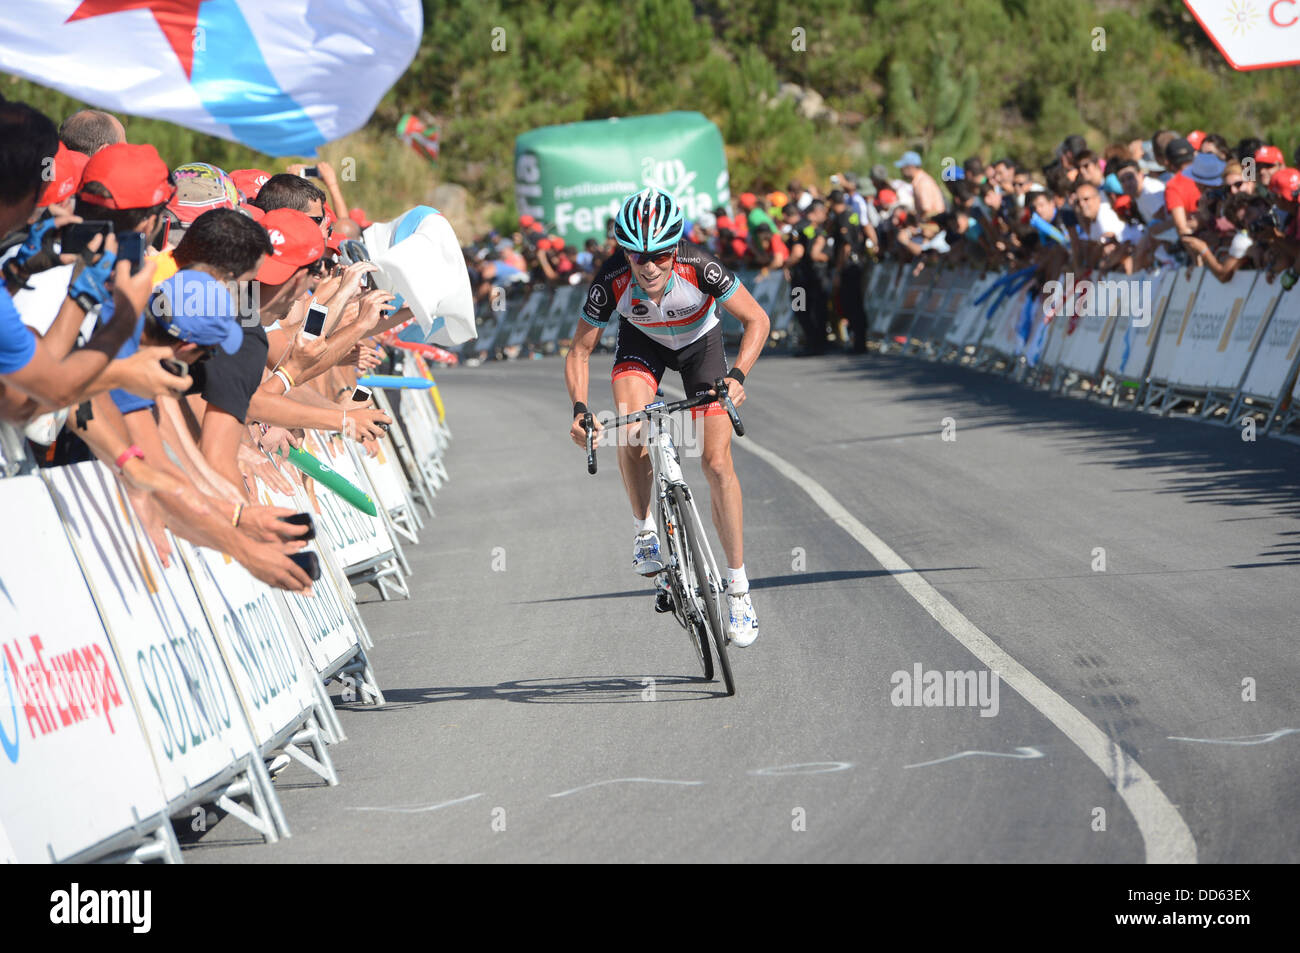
[565,318,605,446]
[719,283,771,407]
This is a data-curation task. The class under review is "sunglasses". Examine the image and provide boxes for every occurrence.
[305,258,328,277]
[307,213,325,225]
[631,249,674,266]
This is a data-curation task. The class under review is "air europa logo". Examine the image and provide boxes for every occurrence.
[2,635,125,749]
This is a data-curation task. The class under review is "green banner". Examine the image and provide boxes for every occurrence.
[515,111,730,247]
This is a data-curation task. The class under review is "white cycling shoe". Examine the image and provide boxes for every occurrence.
[727,591,759,647]
[633,531,664,576]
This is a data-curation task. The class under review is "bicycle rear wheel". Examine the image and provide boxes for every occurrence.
[673,484,735,696]
[660,493,713,680]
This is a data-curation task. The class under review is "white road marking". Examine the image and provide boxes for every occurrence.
[664,384,1197,863]
[905,746,1045,770]
[750,762,854,776]
[1169,728,1299,746]
[348,793,483,814]
[549,778,704,798]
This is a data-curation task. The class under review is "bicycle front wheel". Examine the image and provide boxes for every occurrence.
[673,484,735,697]
[660,493,713,680]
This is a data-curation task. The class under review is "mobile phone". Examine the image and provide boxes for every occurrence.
[300,166,320,178]
[288,550,321,581]
[282,512,316,540]
[60,220,113,255]
[116,232,147,275]
[302,303,328,339]
[351,384,372,402]
[160,358,189,377]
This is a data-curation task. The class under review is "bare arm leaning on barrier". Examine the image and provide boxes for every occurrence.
[67,392,314,592]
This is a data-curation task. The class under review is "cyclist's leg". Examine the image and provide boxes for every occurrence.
[681,329,743,569]
[611,323,665,521]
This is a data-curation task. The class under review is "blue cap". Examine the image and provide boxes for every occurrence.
[149,269,244,354]
[896,151,923,168]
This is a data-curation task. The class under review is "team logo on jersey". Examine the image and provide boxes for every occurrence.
[631,303,649,316]
[588,284,607,307]
[704,262,723,286]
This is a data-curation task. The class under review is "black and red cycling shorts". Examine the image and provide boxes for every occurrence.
[612,319,729,418]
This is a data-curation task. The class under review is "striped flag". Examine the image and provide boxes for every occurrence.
[0,0,422,156]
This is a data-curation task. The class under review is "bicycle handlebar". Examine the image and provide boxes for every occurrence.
[581,378,744,476]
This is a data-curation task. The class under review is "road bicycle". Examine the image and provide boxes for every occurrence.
[582,379,745,696]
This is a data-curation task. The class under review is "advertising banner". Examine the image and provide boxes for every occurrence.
[0,476,167,862]
[515,111,729,246]
[44,463,258,808]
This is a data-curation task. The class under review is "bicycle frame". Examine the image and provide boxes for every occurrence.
[581,380,742,694]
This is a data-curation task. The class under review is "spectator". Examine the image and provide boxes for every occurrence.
[1162,137,1201,241]
[828,190,869,353]
[896,151,945,220]
[871,163,913,213]
[2,121,182,419]
[745,223,788,275]
[1151,130,1180,182]
[1255,145,1285,190]
[57,109,126,156]
[787,198,831,355]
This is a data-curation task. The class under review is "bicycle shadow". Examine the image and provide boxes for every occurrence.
[338,675,720,707]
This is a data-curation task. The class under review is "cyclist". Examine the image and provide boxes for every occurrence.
[566,187,771,647]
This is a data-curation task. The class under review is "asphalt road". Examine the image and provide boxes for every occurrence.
[189,350,1300,863]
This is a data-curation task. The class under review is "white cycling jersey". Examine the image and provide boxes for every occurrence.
[581,241,739,350]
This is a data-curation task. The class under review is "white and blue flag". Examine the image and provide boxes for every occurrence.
[0,0,421,157]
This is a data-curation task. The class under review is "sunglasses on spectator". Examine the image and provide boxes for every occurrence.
[630,249,674,266]
[305,258,328,276]
[307,213,325,225]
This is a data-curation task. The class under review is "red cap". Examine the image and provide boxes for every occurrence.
[349,206,372,228]
[326,229,346,252]
[529,222,543,233]
[79,143,174,210]
[229,168,271,201]
[257,208,326,284]
[1112,193,1133,214]
[877,188,898,206]
[1269,167,1300,202]
[1255,145,1285,166]
[1187,130,1206,150]
[39,143,89,207]
[716,215,734,232]
[322,200,337,231]
[739,192,757,209]
[519,214,535,227]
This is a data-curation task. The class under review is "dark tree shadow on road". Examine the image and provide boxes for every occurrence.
[770,351,1300,568]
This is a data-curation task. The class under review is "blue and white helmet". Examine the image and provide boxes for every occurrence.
[614,187,684,254]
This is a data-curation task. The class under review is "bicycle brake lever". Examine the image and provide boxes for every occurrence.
[713,377,745,438]
[584,412,597,475]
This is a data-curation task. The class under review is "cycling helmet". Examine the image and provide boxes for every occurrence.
[614,187,684,253]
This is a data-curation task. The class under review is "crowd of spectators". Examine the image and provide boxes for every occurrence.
[0,96,423,594]
[474,130,1300,356]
